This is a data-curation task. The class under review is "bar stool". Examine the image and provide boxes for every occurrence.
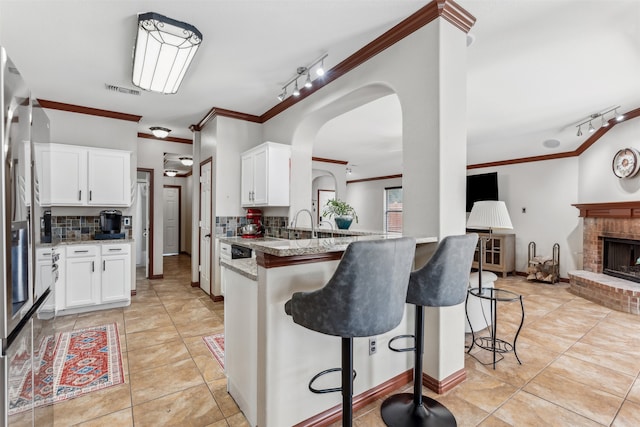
[381,234,478,427]
[285,237,416,427]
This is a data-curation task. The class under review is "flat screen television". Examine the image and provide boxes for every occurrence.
[466,172,498,212]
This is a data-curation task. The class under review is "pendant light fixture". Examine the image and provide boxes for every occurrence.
[132,12,203,94]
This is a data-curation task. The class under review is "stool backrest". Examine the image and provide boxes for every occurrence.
[406,234,478,307]
[288,237,416,337]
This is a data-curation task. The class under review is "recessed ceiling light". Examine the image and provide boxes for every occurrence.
[543,139,560,149]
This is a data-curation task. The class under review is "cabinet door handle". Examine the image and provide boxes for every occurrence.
[91,261,94,272]
[108,248,122,251]
[78,190,82,201]
[89,190,92,201]
[74,250,89,253]
[103,260,106,271]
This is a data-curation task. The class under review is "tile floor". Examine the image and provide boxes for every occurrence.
[55,254,640,426]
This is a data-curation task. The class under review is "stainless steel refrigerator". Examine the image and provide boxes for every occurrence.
[0,46,54,426]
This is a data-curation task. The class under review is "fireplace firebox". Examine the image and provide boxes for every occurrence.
[603,237,640,283]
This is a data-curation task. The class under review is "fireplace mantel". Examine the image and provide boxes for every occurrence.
[572,201,640,218]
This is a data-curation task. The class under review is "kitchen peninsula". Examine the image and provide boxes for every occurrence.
[220,235,436,427]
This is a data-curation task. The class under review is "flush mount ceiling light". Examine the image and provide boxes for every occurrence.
[165,170,178,177]
[277,53,328,102]
[575,105,623,137]
[150,126,171,138]
[132,12,203,94]
[179,156,193,166]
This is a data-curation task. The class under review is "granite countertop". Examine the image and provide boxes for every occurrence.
[220,235,437,257]
[49,238,135,246]
[286,226,379,236]
[220,258,258,281]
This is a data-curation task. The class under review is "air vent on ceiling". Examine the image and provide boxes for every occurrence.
[105,84,141,96]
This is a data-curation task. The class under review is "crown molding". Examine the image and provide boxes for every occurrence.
[137,132,192,144]
[191,107,262,131]
[312,157,349,165]
[194,0,476,127]
[347,174,403,184]
[37,99,142,122]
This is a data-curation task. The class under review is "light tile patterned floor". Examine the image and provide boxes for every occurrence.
[55,255,640,426]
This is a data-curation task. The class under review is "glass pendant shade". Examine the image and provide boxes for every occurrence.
[132,12,202,94]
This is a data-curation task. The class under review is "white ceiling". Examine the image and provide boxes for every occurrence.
[1,0,639,181]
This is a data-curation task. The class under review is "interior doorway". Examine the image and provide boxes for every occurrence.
[136,168,154,279]
[199,158,213,295]
[163,185,181,256]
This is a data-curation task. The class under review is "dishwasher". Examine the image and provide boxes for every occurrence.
[219,243,252,295]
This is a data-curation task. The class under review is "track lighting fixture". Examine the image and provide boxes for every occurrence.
[575,105,624,136]
[277,53,328,102]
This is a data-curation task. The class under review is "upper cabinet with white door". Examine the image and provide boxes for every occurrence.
[241,142,290,207]
[34,143,131,207]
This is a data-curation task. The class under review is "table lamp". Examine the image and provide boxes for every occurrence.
[467,200,513,292]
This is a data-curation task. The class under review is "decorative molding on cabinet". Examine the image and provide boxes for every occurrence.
[37,99,142,122]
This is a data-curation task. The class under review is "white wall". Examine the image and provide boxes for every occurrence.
[578,118,640,203]
[346,177,402,232]
[469,158,581,278]
[45,109,137,217]
[137,138,192,277]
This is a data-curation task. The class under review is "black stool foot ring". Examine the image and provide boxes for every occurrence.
[308,367,357,394]
[381,393,456,427]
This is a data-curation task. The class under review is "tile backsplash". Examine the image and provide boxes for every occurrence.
[216,216,289,238]
[50,215,132,242]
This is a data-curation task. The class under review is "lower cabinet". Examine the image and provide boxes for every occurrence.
[58,243,131,314]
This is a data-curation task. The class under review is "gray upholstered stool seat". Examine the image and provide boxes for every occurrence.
[381,233,478,427]
[285,237,416,427]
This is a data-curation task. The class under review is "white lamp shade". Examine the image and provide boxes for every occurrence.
[165,170,177,177]
[180,157,193,166]
[132,12,202,94]
[150,127,171,138]
[467,200,513,230]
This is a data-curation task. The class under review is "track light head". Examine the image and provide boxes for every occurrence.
[615,109,625,121]
[305,72,312,89]
[316,58,325,76]
[577,126,583,137]
[601,115,609,128]
[293,80,300,97]
[588,121,595,133]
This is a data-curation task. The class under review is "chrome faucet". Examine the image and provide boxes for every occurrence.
[291,209,317,238]
[319,220,334,230]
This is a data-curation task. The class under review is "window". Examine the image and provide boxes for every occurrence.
[385,187,403,233]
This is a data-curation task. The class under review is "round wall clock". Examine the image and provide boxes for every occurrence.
[612,148,640,178]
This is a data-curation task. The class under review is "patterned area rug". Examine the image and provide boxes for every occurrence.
[203,333,224,369]
[8,323,124,415]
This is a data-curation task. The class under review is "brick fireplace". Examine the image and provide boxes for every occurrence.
[570,202,640,315]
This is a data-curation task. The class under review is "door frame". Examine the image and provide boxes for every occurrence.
[137,168,155,280]
[163,184,182,255]
[198,157,214,298]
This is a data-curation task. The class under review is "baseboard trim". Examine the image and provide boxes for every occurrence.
[190,281,200,288]
[293,369,412,427]
[149,274,163,280]
[212,294,224,302]
[422,368,466,394]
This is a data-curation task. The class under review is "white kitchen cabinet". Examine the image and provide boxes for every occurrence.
[34,143,131,207]
[64,245,100,308]
[35,247,54,310]
[241,142,290,207]
[100,243,131,303]
[57,242,132,315]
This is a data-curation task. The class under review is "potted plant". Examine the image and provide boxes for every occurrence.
[322,199,358,230]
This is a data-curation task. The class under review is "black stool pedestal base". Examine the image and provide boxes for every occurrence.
[381,393,457,427]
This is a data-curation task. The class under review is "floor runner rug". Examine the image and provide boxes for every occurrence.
[203,333,224,369]
[8,323,124,415]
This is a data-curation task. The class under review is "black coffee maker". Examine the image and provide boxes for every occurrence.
[95,210,125,240]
